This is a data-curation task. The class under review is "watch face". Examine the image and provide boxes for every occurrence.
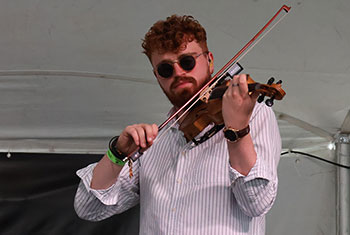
[224,129,238,141]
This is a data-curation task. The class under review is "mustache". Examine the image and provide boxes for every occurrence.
[171,76,196,90]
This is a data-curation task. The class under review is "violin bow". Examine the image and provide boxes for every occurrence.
[129,4,291,164]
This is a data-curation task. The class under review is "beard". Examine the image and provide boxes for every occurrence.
[160,72,211,108]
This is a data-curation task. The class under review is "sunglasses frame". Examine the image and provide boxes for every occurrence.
[156,51,209,79]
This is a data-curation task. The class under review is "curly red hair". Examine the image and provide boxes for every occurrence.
[142,15,208,60]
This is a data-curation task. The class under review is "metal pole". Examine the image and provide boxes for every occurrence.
[337,134,350,235]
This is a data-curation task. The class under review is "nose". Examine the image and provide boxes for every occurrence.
[172,62,186,77]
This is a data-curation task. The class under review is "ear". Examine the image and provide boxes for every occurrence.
[207,52,214,74]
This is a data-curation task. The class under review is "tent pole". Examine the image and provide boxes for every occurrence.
[336,134,350,235]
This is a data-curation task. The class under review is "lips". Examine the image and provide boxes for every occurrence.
[173,80,191,88]
[171,77,196,90]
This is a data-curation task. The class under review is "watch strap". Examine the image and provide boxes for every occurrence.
[223,125,250,142]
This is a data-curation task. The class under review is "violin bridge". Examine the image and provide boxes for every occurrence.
[199,88,212,103]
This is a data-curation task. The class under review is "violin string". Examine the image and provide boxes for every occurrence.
[156,89,211,141]
[150,84,214,145]
[153,11,289,142]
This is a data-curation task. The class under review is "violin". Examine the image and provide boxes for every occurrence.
[179,74,286,142]
[127,5,291,175]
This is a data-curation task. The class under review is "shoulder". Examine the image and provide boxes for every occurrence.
[251,102,275,120]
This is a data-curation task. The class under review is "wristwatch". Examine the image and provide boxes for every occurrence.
[223,125,250,142]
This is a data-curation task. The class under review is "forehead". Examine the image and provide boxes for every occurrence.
[150,41,203,66]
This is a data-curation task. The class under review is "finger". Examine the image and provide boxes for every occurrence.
[126,125,146,148]
[136,125,149,148]
[225,78,232,95]
[223,78,232,101]
[238,74,248,96]
[152,124,159,139]
[126,125,141,147]
[231,75,240,95]
[251,90,260,101]
[143,124,156,146]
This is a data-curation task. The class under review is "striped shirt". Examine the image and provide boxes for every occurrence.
[74,102,281,235]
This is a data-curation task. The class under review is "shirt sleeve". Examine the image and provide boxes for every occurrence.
[74,159,140,221]
[229,103,281,217]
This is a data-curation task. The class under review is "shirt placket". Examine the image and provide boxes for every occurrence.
[167,130,193,235]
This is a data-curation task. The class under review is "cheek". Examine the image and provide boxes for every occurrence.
[157,79,171,92]
[196,67,211,84]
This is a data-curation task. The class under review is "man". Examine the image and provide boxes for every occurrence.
[74,15,281,235]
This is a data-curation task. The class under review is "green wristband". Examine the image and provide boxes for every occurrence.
[107,149,126,166]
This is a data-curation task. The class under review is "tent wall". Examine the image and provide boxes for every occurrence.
[0,152,337,235]
[0,152,139,235]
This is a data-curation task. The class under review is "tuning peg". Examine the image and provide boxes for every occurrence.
[265,96,275,107]
[265,98,274,107]
[267,77,275,85]
[276,80,282,85]
[258,94,265,103]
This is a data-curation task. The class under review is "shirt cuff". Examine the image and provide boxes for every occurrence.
[228,155,274,185]
[76,163,122,205]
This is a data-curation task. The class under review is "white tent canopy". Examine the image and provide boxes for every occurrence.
[0,1,349,234]
[1,0,349,155]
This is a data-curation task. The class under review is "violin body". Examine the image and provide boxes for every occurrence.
[179,75,286,142]
[180,98,223,141]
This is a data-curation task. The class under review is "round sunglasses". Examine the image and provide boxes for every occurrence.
[156,51,208,79]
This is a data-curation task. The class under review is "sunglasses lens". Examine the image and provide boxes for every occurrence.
[180,56,196,71]
[157,63,174,78]
[157,55,197,78]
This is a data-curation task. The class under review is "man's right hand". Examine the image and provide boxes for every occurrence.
[90,123,158,190]
[116,123,159,156]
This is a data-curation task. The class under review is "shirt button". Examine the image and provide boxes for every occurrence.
[172,208,176,212]
[177,179,182,184]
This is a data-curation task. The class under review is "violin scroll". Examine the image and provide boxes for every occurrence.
[246,75,286,107]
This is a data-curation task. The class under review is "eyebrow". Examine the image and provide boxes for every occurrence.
[157,52,198,65]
